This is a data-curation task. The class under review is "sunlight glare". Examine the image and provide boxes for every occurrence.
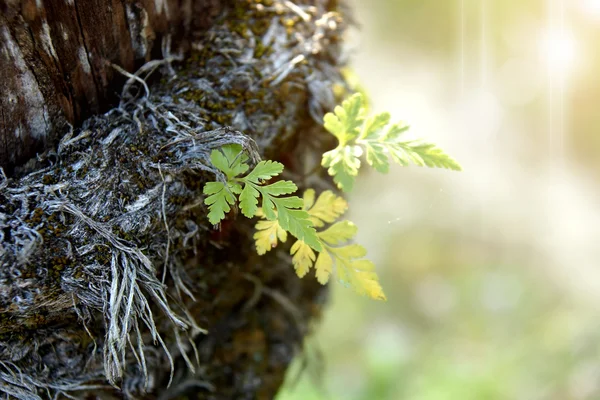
[540,29,577,76]
[581,0,600,16]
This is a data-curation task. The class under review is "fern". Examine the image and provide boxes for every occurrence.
[204,181,241,225]
[254,209,288,255]
[206,92,461,302]
[203,144,321,252]
[255,189,386,301]
[322,93,461,192]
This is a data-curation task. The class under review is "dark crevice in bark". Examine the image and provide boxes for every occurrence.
[72,0,101,112]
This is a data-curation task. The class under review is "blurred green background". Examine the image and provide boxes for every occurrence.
[279,0,600,399]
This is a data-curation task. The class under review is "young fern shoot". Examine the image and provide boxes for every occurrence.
[322,93,462,192]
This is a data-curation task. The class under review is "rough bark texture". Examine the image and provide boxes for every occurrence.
[0,0,224,175]
[0,0,348,399]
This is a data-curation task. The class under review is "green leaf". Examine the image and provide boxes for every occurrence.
[239,183,260,218]
[364,142,390,173]
[359,120,461,172]
[275,200,321,252]
[321,93,365,192]
[388,141,462,171]
[245,160,284,182]
[238,161,294,219]
[262,180,298,196]
[360,112,390,140]
[210,144,249,179]
[382,123,410,141]
[322,146,362,192]
[208,146,322,255]
[241,180,298,220]
[323,93,365,145]
[203,181,238,225]
[242,172,321,251]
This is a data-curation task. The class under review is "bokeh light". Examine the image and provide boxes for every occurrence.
[277,0,600,399]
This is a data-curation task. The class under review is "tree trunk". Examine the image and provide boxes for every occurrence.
[0,0,346,399]
[0,0,222,175]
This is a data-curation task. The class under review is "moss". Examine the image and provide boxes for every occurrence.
[27,207,44,225]
[42,174,57,185]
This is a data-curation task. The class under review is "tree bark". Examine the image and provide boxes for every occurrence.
[0,0,223,175]
[0,0,346,398]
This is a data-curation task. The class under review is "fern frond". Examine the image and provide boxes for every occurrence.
[255,189,386,301]
[323,93,365,145]
[203,181,241,225]
[254,208,288,255]
[317,224,386,300]
[322,93,461,192]
[209,143,250,180]
[204,144,321,251]
[290,240,316,278]
[303,189,348,227]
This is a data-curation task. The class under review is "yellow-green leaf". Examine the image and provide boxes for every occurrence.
[254,219,287,255]
[360,112,390,140]
[322,93,461,193]
[315,250,333,284]
[305,190,348,227]
[329,245,386,301]
[318,221,357,245]
[302,189,316,210]
[290,240,316,278]
[339,259,386,301]
[323,93,365,144]
[255,188,387,301]
[321,145,363,193]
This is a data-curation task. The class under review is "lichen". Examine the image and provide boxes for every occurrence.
[0,0,347,398]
